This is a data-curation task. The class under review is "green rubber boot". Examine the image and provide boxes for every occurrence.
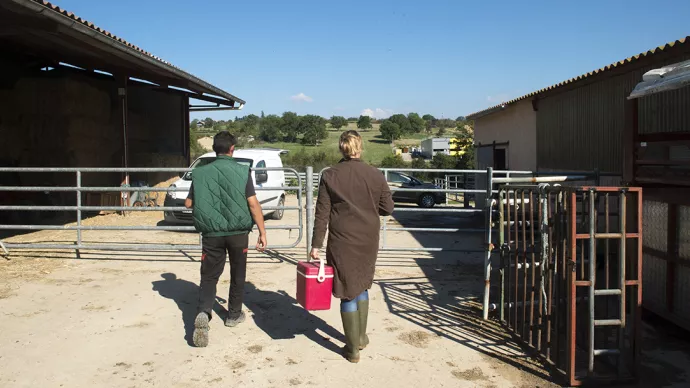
[358,300,370,350]
[340,311,361,363]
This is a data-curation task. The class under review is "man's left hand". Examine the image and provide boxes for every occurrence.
[256,234,267,252]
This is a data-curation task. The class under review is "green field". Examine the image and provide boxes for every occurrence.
[248,123,398,165]
[196,122,442,166]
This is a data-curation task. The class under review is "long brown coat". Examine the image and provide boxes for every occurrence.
[312,158,394,300]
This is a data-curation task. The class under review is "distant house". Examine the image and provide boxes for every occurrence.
[196,121,204,128]
[421,138,451,158]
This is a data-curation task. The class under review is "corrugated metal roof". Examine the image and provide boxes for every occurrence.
[467,36,689,120]
[19,0,245,105]
[32,0,174,66]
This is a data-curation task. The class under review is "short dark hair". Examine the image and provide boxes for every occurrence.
[213,131,237,154]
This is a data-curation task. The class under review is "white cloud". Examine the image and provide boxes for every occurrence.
[290,92,313,103]
[360,108,393,119]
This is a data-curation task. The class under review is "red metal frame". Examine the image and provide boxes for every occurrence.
[498,186,642,387]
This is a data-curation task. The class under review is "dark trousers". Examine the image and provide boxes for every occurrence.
[197,233,248,319]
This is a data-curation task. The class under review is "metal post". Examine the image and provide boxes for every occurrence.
[76,171,82,251]
[306,166,314,259]
[499,189,506,322]
[482,166,494,320]
[618,190,627,376]
[540,185,550,355]
[464,173,469,208]
[118,77,130,212]
[588,189,596,374]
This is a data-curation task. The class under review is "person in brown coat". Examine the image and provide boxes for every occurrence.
[310,130,394,363]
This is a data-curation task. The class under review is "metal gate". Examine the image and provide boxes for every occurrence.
[496,184,642,386]
[309,166,514,253]
[0,167,303,253]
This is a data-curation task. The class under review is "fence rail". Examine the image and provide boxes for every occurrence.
[0,167,303,251]
[0,163,638,386]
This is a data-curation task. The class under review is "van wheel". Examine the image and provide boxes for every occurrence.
[271,197,285,220]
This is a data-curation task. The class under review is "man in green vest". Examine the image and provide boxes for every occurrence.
[184,131,267,347]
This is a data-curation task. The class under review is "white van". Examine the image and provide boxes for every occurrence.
[164,148,288,224]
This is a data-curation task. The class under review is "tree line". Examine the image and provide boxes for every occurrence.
[380,114,471,142]
[192,112,329,146]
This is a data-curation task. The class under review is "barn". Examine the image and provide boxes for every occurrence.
[0,0,244,214]
[467,36,690,330]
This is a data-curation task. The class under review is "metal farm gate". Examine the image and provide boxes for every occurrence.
[0,166,303,253]
[496,184,642,386]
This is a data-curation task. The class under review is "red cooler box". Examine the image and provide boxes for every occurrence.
[296,260,334,310]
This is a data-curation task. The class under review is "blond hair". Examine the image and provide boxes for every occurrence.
[339,130,363,158]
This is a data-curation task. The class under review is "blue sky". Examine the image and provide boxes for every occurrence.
[56,0,690,120]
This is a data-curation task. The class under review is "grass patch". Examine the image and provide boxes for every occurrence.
[249,122,394,165]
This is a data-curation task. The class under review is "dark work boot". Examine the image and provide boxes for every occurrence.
[358,299,370,350]
[224,311,246,328]
[340,311,361,363]
[192,312,210,347]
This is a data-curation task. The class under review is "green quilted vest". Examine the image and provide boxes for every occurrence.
[191,155,253,237]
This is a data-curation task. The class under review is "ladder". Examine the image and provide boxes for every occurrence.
[587,188,627,376]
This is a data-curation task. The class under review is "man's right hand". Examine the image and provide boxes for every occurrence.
[256,234,267,252]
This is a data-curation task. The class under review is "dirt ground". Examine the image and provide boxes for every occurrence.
[0,196,689,387]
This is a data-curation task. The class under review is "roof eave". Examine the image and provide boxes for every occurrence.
[467,104,509,120]
[13,0,245,106]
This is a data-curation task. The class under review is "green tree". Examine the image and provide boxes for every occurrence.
[410,157,430,180]
[357,115,373,130]
[453,121,475,169]
[190,119,200,128]
[437,126,447,137]
[431,153,457,170]
[300,115,328,146]
[380,154,408,168]
[330,115,348,130]
[281,112,301,142]
[189,131,206,159]
[259,115,283,142]
[243,114,260,135]
[408,112,425,133]
[411,157,427,169]
[422,114,436,133]
[347,117,358,122]
[225,120,238,133]
[380,120,402,142]
[389,114,412,134]
[203,117,214,128]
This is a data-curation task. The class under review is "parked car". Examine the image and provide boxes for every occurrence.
[385,171,445,208]
[164,148,288,224]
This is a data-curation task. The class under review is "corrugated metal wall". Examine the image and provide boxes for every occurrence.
[536,54,690,172]
[639,85,690,134]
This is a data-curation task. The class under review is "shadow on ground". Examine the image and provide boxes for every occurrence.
[241,282,343,356]
[152,273,199,346]
[384,205,559,383]
[151,272,343,355]
[387,202,690,387]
